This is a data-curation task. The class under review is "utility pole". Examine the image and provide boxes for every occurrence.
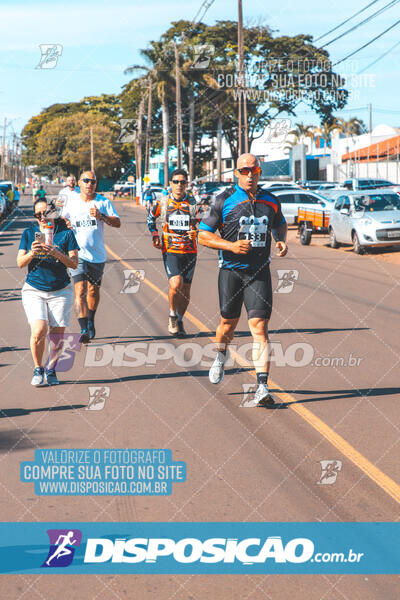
[174,41,183,169]
[237,0,248,156]
[368,103,372,135]
[1,118,7,180]
[137,97,145,181]
[144,77,153,175]
[90,127,94,172]
[189,97,195,181]
[217,115,222,181]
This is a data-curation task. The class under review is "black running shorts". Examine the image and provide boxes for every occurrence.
[163,253,197,284]
[218,267,272,320]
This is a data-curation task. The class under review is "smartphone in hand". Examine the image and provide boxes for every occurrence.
[35,232,45,243]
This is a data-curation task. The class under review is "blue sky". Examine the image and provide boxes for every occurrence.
[1,0,400,142]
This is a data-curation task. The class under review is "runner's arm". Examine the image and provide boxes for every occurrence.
[17,248,35,268]
[198,230,251,254]
[272,221,287,243]
[271,198,288,256]
[41,246,79,269]
[99,213,120,228]
[147,201,160,233]
[95,198,121,228]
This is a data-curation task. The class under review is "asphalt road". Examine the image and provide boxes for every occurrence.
[0,196,399,598]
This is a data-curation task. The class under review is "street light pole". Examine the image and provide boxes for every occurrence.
[1,118,7,180]
[90,127,94,172]
[174,41,183,169]
[237,0,248,156]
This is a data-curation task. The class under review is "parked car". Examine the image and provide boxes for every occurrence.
[272,189,332,224]
[261,181,299,191]
[209,183,234,203]
[342,178,397,191]
[328,190,400,254]
[198,182,225,205]
[0,191,7,219]
[296,180,339,190]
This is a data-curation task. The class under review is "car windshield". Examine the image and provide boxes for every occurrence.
[354,194,400,212]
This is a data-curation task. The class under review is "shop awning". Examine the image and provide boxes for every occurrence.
[342,135,400,162]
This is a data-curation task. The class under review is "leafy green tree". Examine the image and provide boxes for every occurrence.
[22,94,121,171]
[33,112,122,178]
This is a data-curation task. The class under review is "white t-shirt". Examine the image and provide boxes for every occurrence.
[58,186,79,204]
[61,192,119,263]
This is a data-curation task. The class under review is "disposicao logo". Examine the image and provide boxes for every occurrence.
[83,536,314,564]
[42,529,82,568]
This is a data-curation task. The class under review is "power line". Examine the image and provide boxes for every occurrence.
[314,0,380,42]
[358,38,400,72]
[333,18,400,66]
[322,0,399,48]
[192,0,215,24]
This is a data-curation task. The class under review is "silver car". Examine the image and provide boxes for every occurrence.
[328,190,400,254]
[272,189,332,225]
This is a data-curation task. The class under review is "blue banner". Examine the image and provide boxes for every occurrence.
[0,522,398,574]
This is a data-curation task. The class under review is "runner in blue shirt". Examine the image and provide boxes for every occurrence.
[17,199,79,386]
[198,153,288,407]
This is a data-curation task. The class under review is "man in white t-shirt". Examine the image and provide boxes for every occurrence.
[58,175,79,207]
[61,170,121,343]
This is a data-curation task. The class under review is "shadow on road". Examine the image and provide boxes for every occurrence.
[0,404,85,420]
[0,345,27,353]
[277,386,400,405]
[269,327,369,335]
[63,367,251,385]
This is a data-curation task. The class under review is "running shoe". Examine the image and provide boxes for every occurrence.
[209,349,230,384]
[168,315,179,335]
[87,319,96,340]
[79,329,90,344]
[31,367,45,387]
[45,369,59,386]
[177,320,186,338]
[246,384,275,407]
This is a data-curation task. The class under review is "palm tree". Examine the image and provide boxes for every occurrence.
[125,45,175,186]
[287,122,315,151]
[336,117,366,139]
[315,121,339,155]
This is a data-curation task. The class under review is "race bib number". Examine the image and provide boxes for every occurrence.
[238,216,268,247]
[74,217,97,231]
[168,214,190,231]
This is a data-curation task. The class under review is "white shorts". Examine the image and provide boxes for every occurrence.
[21,283,74,327]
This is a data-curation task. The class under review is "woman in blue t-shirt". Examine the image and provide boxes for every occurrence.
[17,199,79,386]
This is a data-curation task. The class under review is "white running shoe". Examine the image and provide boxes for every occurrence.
[31,367,45,387]
[209,349,230,384]
[246,384,275,407]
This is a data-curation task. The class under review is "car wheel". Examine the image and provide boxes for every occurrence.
[299,223,312,245]
[329,227,340,248]
[352,231,364,254]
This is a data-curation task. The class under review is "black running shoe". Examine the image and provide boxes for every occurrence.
[177,320,186,338]
[87,319,96,340]
[79,329,90,344]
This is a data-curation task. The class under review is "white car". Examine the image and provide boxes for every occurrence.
[271,189,332,225]
[0,191,6,218]
[328,190,400,254]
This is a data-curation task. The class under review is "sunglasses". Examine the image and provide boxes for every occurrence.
[237,166,261,175]
[171,180,187,185]
[82,178,96,184]
[34,212,47,219]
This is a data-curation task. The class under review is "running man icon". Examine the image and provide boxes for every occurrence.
[42,529,82,568]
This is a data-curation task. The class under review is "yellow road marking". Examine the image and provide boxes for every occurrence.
[106,244,400,505]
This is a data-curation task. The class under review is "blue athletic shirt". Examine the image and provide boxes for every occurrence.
[199,184,285,272]
[19,221,79,291]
